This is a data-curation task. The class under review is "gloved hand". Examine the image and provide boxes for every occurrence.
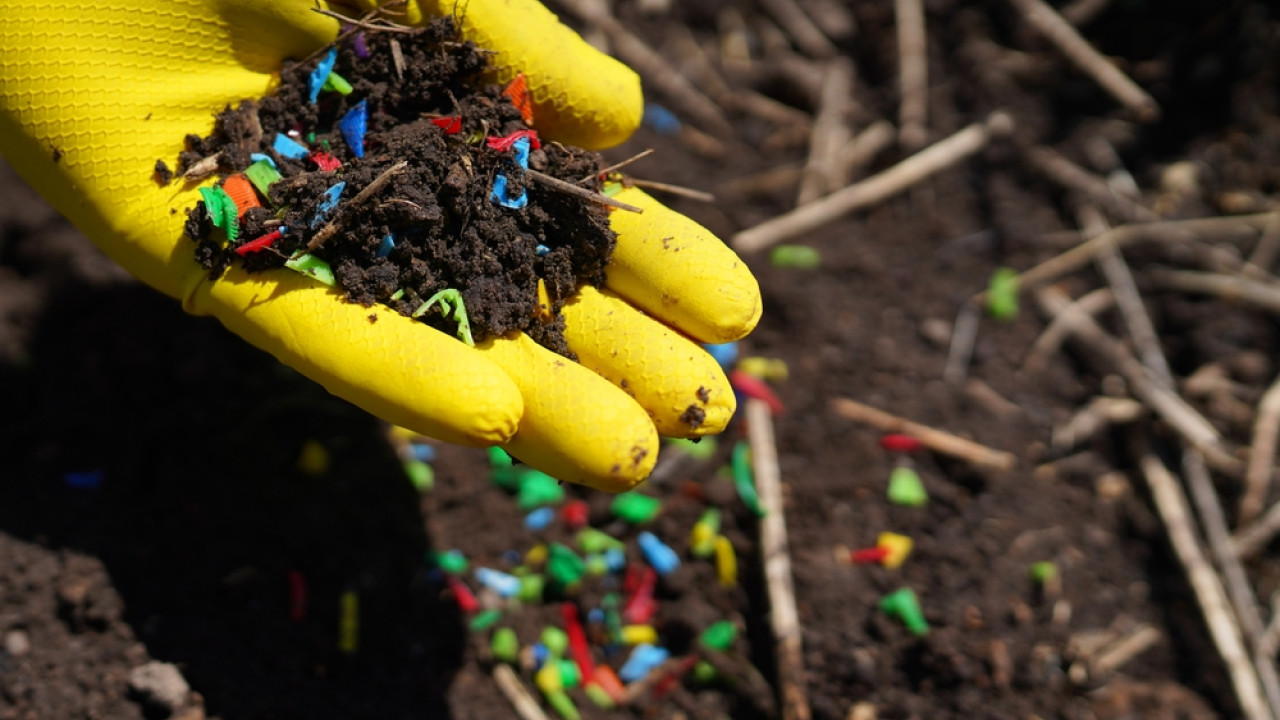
[0,0,761,491]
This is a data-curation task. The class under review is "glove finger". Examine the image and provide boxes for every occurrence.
[561,286,734,437]
[479,332,658,492]
[191,266,524,447]
[605,187,762,344]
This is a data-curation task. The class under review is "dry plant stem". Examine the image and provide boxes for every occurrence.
[829,397,1017,470]
[1061,0,1115,26]
[389,37,406,80]
[1092,623,1162,675]
[1003,0,1159,121]
[668,26,811,127]
[1244,212,1280,280]
[491,664,551,720]
[894,0,929,149]
[627,178,716,203]
[306,160,408,252]
[797,58,855,205]
[1236,499,1280,558]
[942,302,981,385]
[578,149,653,184]
[550,0,735,137]
[524,169,643,213]
[1242,374,1280,525]
[311,7,417,33]
[757,0,838,58]
[1026,146,1159,223]
[836,120,897,179]
[746,398,810,720]
[733,113,1012,252]
[1023,287,1115,374]
[717,163,805,199]
[1147,268,1280,315]
[1138,452,1272,720]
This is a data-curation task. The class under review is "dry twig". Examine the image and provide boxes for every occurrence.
[829,397,1016,470]
[797,58,855,205]
[1242,374,1280,525]
[1026,146,1158,223]
[894,0,929,149]
[757,0,838,58]
[492,664,550,720]
[306,161,408,252]
[525,169,643,213]
[1146,268,1280,316]
[627,179,716,203]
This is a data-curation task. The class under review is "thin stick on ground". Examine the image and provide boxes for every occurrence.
[525,169,643,213]
[1242,373,1280,525]
[1235,500,1280,558]
[1146,268,1280,316]
[1138,452,1271,720]
[1022,287,1115,374]
[796,58,855,205]
[492,664,551,720]
[733,112,1014,252]
[1003,0,1159,121]
[627,179,716,203]
[894,0,929,149]
[829,397,1017,470]
[835,120,897,180]
[1026,146,1159,223]
[746,398,810,720]
[757,0,838,59]
[1244,212,1280,280]
[306,160,409,252]
[577,148,653,184]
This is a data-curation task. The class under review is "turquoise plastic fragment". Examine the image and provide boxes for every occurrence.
[273,133,310,159]
[376,234,395,258]
[310,182,346,228]
[284,252,335,286]
[308,47,337,103]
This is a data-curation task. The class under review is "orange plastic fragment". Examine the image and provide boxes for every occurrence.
[503,73,535,126]
[222,174,261,218]
[590,665,625,701]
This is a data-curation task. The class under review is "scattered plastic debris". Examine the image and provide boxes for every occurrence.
[308,47,338,103]
[642,104,681,135]
[619,643,670,682]
[637,532,680,575]
[887,466,928,507]
[339,100,368,158]
[338,590,359,653]
[880,433,923,453]
[611,492,661,523]
[295,439,329,476]
[986,267,1020,320]
[769,244,822,269]
[284,252,336,286]
[703,341,738,369]
[879,587,929,636]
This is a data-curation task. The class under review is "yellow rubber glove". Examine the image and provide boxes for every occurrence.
[0,0,761,492]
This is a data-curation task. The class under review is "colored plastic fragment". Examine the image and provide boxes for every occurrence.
[491,627,519,664]
[310,181,346,228]
[309,151,342,172]
[541,626,569,658]
[339,100,368,158]
[517,471,565,509]
[431,116,463,134]
[851,546,890,564]
[476,567,521,598]
[547,543,586,587]
[469,609,503,632]
[545,690,580,720]
[431,549,469,575]
[244,159,282,198]
[728,370,784,414]
[584,683,615,710]
[737,356,789,382]
[703,341,738,369]
[295,439,329,476]
[502,72,534,125]
[887,467,928,507]
[411,288,475,346]
[323,70,353,95]
[410,442,435,463]
[584,554,609,576]
[376,234,395,258]
[447,576,479,613]
[642,104,681,135]
[198,185,239,240]
[350,31,370,59]
[699,620,737,651]
[525,543,549,567]
[273,132,310,159]
[64,470,103,489]
[561,603,595,679]
[880,433,924,453]
[535,662,562,692]
[525,506,556,531]
[486,129,541,151]
[221,174,261,217]
[518,574,546,603]
[560,500,589,530]
[611,492,661,523]
[769,244,822,269]
[619,644,670,682]
[878,532,914,569]
[667,436,718,461]
[731,442,766,517]
[249,152,277,169]
[880,587,929,636]
[622,566,657,624]
[338,590,359,653]
[621,625,658,645]
[591,665,625,702]
[405,459,433,491]
[1029,561,1058,585]
[690,508,721,558]
[576,527,624,554]
[284,252,335,286]
[308,47,338,103]
[603,547,627,574]
[489,136,532,209]
[637,532,680,575]
[235,229,285,256]
[691,660,717,684]
[986,267,1020,320]
[558,658,582,689]
[714,536,737,587]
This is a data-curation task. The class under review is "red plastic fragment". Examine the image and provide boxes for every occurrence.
[235,229,284,256]
[623,565,657,624]
[880,433,923,453]
[561,602,596,679]
[502,73,535,125]
[728,370,784,415]
[309,151,343,172]
[287,569,307,621]
[850,546,890,564]
[431,116,463,134]
[485,129,541,151]
[652,656,698,698]
[446,575,479,614]
[560,500,589,530]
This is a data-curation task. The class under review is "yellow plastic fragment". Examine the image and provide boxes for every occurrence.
[714,535,737,587]
[877,532,914,570]
[338,590,359,654]
[620,625,658,645]
[296,439,330,476]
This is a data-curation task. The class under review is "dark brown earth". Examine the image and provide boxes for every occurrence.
[4,1,1280,719]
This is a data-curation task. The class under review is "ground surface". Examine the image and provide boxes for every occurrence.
[3,1,1280,719]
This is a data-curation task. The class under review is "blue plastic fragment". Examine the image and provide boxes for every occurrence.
[619,644,670,682]
[489,136,531,209]
[475,567,521,598]
[377,234,396,258]
[409,441,434,462]
[249,152,278,169]
[273,133,310,160]
[310,181,346,228]
[339,100,368,158]
[512,136,531,170]
[703,342,738,369]
[642,104,682,135]
[308,47,338,103]
[535,244,550,256]
[603,547,627,574]
[637,531,680,575]
[587,607,605,625]
[502,549,522,565]
[525,506,556,531]
[64,470,104,489]
[532,643,550,669]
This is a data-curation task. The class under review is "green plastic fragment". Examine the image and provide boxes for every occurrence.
[412,288,474,346]
[491,627,519,664]
[986,267,1020,320]
[545,690,581,720]
[880,587,929,636]
[600,181,623,197]
[584,683,616,709]
[731,442,766,517]
[547,543,585,587]
[306,131,316,144]
[518,574,545,603]
[602,593,623,643]
[699,620,738,651]
[389,288,405,301]
[691,660,717,684]
[611,492,661,524]
[769,244,822,269]
[404,459,433,492]
[284,252,335,286]
[469,609,503,632]
[887,466,928,507]
[576,527,624,554]
[244,159,283,199]
[430,549,469,575]
[667,436,717,461]
[198,185,239,241]
[585,553,608,576]
[541,627,569,658]
[323,71,353,95]
[558,658,582,689]
[1029,561,1058,585]
[517,471,565,509]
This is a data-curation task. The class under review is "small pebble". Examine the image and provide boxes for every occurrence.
[128,661,190,713]
[4,630,31,657]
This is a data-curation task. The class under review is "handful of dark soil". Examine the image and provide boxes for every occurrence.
[169,18,618,357]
